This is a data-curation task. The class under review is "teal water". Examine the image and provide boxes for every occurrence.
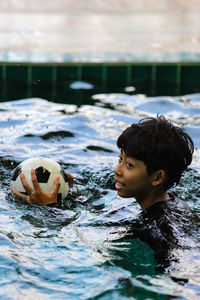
[0,88,200,299]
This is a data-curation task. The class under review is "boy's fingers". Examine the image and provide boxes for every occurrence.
[51,176,60,196]
[11,187,25,199]
[11,187,32,204]
[66,172,73,180]
[66,172,74,186]
[31,169,41,191]
[20,173,33,194]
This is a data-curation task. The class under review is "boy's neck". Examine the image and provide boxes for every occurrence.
[137,192,169,211]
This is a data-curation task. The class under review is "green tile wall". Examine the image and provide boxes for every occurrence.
[31,66,53,81]
[57,66,79,81]
[82,66,103,85]
[6,66,28,81]
[0,66,3,80]
[0,62,200,100]
[156,65,178,84]
[131,65,152,83]
[106,66,127,86]
[181,66,200,85]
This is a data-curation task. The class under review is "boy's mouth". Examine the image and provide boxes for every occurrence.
[115,178,125,190]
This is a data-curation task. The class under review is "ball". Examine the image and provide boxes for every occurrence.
[10,157,69,200]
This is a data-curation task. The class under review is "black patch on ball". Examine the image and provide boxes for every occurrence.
[35,166,50,183]
[60,169,69,182]
[12,165,22,181]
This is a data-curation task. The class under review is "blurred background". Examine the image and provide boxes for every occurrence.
[0,2,200,299]
[0,0,200,62]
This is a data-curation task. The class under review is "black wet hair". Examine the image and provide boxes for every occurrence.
[117,115,194,189]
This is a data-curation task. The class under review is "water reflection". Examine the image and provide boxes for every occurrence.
[0,92,200,299]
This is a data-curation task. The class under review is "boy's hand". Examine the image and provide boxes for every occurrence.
[66,172,74,187]
[11,169,60,206]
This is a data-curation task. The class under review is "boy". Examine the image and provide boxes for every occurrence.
[12,115,194,210]
[113,115,195,269]
[114,115,194,210]
[12,115,196,270]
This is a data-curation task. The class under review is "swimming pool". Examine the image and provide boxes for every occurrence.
[0,82,200,299]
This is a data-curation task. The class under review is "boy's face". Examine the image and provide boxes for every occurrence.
[114,150,154,200]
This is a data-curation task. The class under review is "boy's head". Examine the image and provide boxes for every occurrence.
[117,116,194,190]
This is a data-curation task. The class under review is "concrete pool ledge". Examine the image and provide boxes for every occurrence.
[0,51,200,64]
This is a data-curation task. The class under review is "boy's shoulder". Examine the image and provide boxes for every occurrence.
[142,193,191,218]
[129,194,192,248]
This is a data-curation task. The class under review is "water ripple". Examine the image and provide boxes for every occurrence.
[0,93,199,299]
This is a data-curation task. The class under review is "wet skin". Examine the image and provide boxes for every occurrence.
[11,169,74,206]
[114,150,167,210]
[11,150,166,208]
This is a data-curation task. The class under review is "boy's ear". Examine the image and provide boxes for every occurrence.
[152,170,166,186]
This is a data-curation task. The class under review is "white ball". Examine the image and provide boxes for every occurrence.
[10,157,69,201]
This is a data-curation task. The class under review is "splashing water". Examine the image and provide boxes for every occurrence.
[0,92,200,299]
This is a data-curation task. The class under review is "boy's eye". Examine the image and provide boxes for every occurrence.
[119,156,122,162]
[126,162,134,168]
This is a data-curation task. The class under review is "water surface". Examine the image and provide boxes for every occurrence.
[0,90,200,299]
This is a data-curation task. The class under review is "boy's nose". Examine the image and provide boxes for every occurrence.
[114,163,121,176]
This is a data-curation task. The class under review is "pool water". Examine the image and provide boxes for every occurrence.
[0,88,200,299]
